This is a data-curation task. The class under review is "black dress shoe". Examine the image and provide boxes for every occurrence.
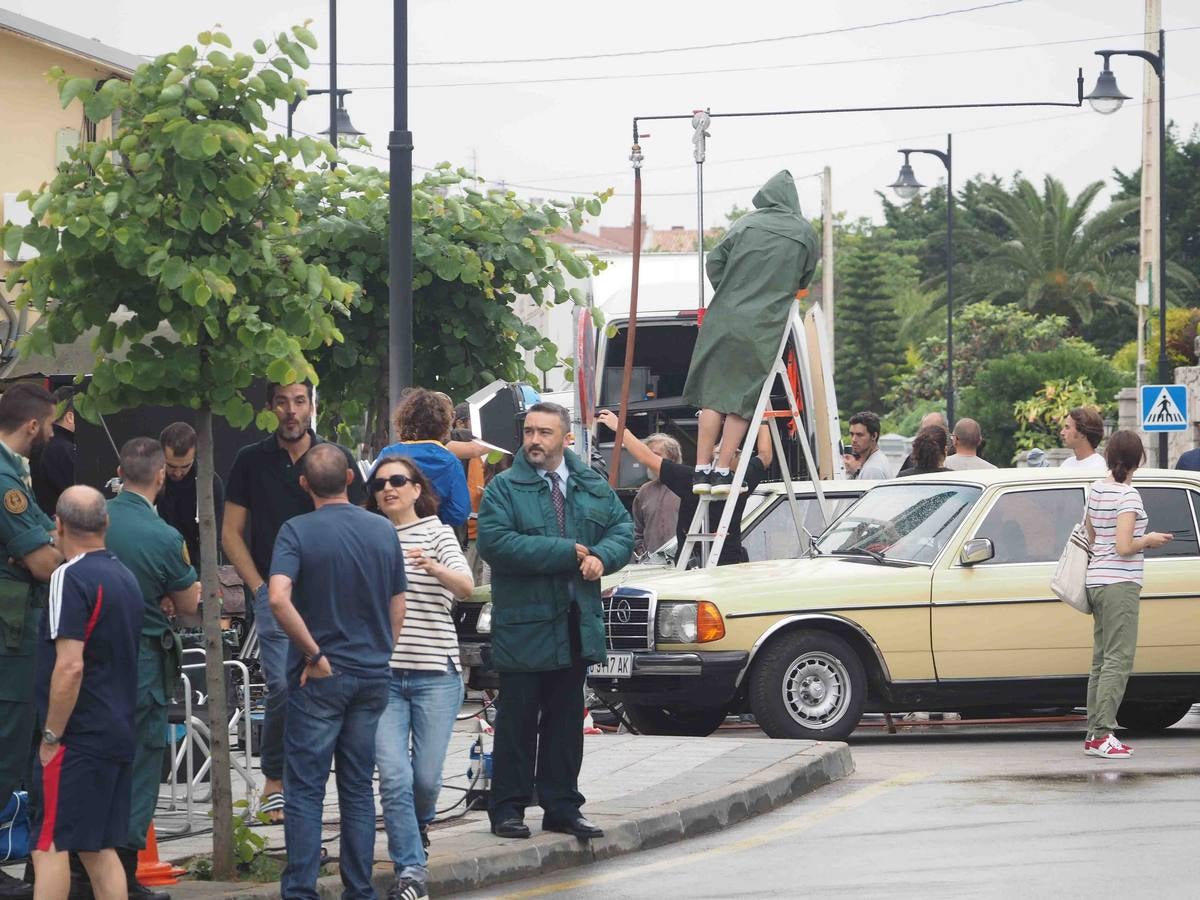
[0,870,32,900]
[490,818,531,839]
[543,816,604,839]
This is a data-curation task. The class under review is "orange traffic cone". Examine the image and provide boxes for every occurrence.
[582,707,601,735]
[136,822,187,886]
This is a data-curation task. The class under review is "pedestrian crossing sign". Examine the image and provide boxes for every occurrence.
[1140,384,1189,432]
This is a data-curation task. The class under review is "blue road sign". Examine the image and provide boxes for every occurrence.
[1140,384,1189,432]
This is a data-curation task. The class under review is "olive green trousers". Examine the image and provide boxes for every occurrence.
[1085,581,1140,739]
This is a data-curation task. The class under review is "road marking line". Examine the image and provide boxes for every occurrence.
[495,771,929,899]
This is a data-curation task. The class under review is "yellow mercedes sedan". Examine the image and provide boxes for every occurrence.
[586,468,1200,740]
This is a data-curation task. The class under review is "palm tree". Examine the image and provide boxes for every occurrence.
[955,175,1195,325]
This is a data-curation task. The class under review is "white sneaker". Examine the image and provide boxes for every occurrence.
[1085,734,1132,758]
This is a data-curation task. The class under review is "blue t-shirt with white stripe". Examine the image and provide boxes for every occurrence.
[36,550,143,760]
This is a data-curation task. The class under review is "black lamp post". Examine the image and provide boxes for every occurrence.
[1086,30,1168,466]
[388,0,414,440]
[285,88,362,140]
[890,135,954,426]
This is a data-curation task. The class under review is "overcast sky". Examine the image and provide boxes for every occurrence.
[16,0,1200,232]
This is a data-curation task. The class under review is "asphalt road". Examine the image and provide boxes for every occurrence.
[458,710,1200,900]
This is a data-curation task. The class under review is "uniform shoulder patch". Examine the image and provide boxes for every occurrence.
[182,541,191,566]
[3,489,27,514]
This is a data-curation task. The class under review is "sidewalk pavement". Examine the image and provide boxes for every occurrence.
[162,725,852,898]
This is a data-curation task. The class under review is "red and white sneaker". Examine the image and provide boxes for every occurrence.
[1085,734,1132,758]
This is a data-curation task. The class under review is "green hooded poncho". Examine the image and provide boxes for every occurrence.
[682,170,818,419]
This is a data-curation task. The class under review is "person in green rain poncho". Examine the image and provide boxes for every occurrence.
[682,170,818,497]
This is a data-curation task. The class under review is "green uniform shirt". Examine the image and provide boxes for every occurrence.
[0,439,54,700]
[106,490,197,639]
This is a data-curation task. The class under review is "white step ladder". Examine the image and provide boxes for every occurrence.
[679,302,836,570]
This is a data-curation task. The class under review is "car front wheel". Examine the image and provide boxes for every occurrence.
[750,631,866,741]
[1116,699,1193,733]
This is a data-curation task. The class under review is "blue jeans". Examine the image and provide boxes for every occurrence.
[253,583,289,782]
[281,672,389,900]
[376,663,463,883]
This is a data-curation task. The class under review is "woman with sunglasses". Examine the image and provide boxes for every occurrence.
[367,456,473,900]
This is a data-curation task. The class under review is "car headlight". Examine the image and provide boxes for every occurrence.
[655,601,725,644]
[477,602,492,635]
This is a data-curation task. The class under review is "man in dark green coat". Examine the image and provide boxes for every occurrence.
[682,170,817,497]
[476,402,633,841]
[106,438,199,900]
[0,384,62,900]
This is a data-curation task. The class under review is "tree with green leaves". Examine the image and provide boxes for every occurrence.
[1012,377,1101,455]
[834,228,905,415]
[879,173,1005,285]
[1112,306,1200,376]
[888,302,1069,414]
[958,175,1143,324]
[0,25,355,878]
[294,164,608,451]
[959,342,1127,465]
[1113,122,1200,307]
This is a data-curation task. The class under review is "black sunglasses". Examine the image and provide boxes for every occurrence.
[371,474,413,492]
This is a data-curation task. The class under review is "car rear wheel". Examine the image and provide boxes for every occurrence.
[750,631,866,741]
[621,703,729,737]
[1115,699,1193,733]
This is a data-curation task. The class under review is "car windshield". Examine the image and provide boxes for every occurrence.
[815,482,982,565]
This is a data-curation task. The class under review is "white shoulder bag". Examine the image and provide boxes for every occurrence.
[1050,492,1093,614]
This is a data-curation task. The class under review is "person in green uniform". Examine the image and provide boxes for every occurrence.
[0,383,63,900]
[105,438,199,900]
[681,170,817,497]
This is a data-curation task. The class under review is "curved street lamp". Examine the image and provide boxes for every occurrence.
[890,135,954,425]
[1085,61,1132,115]
[1087,30,1167,465]
[889,154,924,201]
[285,88,363,140]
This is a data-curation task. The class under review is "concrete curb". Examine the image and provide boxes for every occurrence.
[176,741,852,898]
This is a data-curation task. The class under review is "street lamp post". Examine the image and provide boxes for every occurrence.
[890,135,954,426]
[329,0,338,156]
[388,0,414,440]
[1086,30,1168,466]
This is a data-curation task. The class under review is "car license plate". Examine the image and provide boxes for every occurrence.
[589,651,633,679]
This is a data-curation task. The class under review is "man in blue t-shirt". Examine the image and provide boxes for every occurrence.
[267,444,407,900]
[30,486,143,900]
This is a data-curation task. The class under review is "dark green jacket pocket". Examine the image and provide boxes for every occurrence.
[491,599,565,673]
[0,579,33,654]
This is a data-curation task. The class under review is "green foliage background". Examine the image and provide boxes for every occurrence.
[293,164,609,450]
[1,25,355,431]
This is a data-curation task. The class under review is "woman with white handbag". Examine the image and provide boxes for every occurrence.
[1082,430,1173,759]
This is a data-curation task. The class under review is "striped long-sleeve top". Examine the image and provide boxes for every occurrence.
[390,516,472,672]
[1086,481,1148,587]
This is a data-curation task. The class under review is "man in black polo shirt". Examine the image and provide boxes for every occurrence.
[30,486,142,900]
[221,382,365,822]
[596,411,771,565]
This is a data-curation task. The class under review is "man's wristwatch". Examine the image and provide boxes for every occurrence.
[306,650,324,667]
[42,728,60,746]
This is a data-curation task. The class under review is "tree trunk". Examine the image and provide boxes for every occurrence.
[197,407,235,878]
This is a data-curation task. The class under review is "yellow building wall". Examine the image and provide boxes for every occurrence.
[0,32,128,315]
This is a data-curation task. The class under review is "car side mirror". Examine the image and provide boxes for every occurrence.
[960,538,994,566]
